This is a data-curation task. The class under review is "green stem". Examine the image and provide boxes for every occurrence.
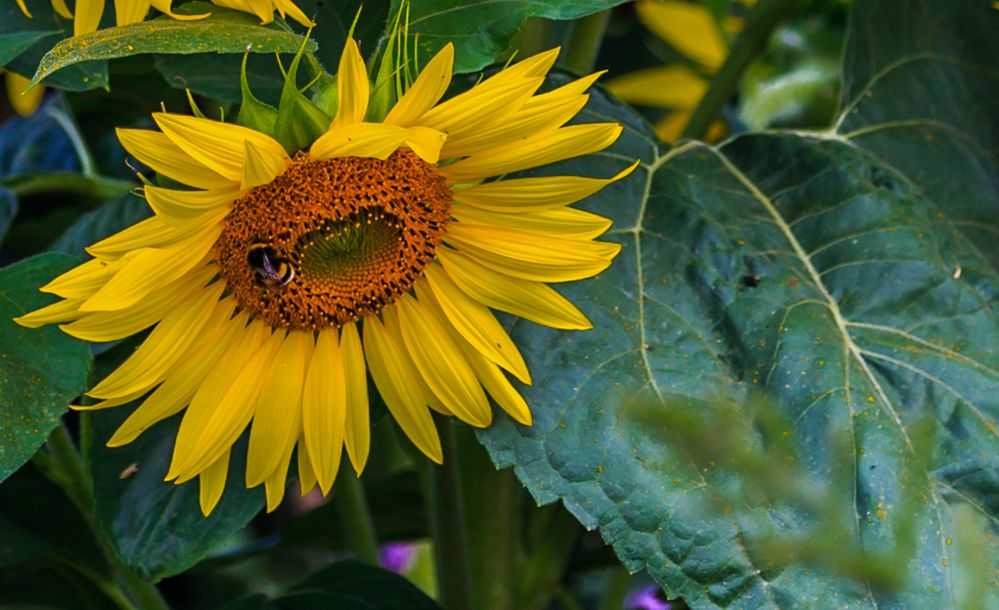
[558,10,611,75]
[518,505,580,610]
[456,425,519,610]
[44,106,97,177]
[41,425,169,610]
[334,459,380,564]
[421,420,474,610]
[597,567,632,610]
[681,0,798,140]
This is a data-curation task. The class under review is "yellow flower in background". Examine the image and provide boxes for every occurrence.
[607,0,738,141]
[16,0,310,37]
[17,38,634,515]
[4,71,45,117]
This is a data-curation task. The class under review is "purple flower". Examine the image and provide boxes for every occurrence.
[626,583,671,610]
[379,542,417,573]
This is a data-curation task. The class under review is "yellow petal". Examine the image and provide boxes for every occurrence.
[51,0,73,19]
[395,294,492,427]
[166,320,274,481]
[384,43,454,127]
[108,304,244,447]
[61,265,218,343]
[6,72,44,117]
[115,0,150,26]
[117,128,233,190]
[417,76,545,145]
[440,123,622,184]
[445,223,620,282]
[86,282,226,400]
[340,321,369,474]
[16,0,31,18]
[362,313,442,463]
[453,205,613,240]
[150,0,210,20]
[272,0,314,26]
[198,450,230,516]
[331,38,369,128]
[636,0,728,69]
[242,138,290,190]
[246,331,311,487]
[143,186,239,222]
[446,328,532,426]
[419,267,529,383]
[296,436,318,495]
[310,123,446,164]
[153,113,288,183]
[263,448,293,512]
[80,226,219,312]
[303,329,346,494]
[41,257,127,300]
[14,298,82,328]
[438,249,591,330]
[654,111,691,142]
[74,0,104,36]
[606,65,707,109]
[454,161,639,213]
[441,72,602,158]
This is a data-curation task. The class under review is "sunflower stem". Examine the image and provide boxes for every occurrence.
[559,10,611,75]
[422,419,474,610]
[40,424,169,610]
[598,567,633,610]
[334,459,380,564]
[680,0,798,140]
[456,425,519,610]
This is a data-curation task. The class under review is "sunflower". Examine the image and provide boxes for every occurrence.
[16,0,310,37]
[16,38,634,515]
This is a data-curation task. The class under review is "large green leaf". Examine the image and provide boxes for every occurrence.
[394,0,628,73]
[32,4,317,85]
[476,0,999,607]
[0,253,91,484]
[87,382,265,580]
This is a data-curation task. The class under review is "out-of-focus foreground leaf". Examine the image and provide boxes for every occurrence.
[32,3,316,85]
[477,0,999,607]
[0,253,91,484]
[392,0,630,73]
[223,560,442,610]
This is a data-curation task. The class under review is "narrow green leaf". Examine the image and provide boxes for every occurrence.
[32,5,317,85]
[0,253,91,484]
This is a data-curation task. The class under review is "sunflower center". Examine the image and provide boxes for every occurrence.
[214,149,452,330]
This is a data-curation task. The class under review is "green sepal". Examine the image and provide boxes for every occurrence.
[311,74,339,118]
[236,51,278,136]
[272,34,332,154]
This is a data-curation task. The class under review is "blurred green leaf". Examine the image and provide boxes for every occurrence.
[0,188,17,246]
[393,0,629,73]
[0,463,108,574]
[0,30,57,67]
[154,52,287,104]
[49,192,150,257]
[223,560,443,609]
[0,253,91,484]
[32,4,317,85]
[477,0,999,606]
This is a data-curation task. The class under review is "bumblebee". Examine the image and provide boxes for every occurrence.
[247,243,295,290]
